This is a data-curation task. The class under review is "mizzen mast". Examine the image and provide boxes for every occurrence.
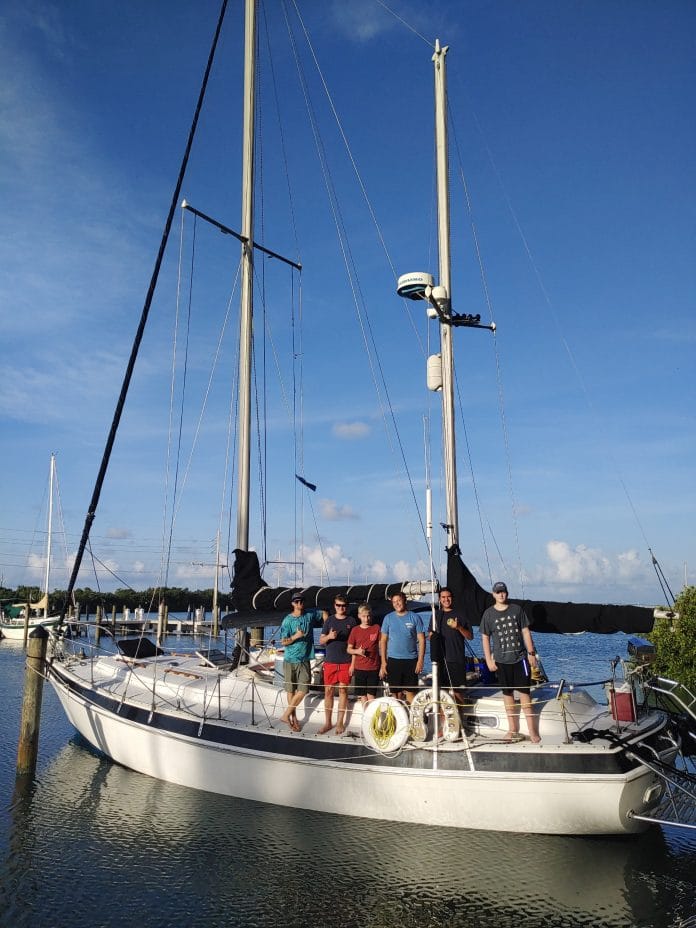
[397,39,494,553]
[432,40,459,548]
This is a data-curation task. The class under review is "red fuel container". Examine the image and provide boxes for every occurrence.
[609,684,637,723]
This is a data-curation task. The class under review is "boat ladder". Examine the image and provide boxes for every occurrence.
[629,760,696,831]
[646,676,696,752]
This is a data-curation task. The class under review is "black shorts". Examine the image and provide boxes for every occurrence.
[353,668,380,698]
[496,659,531,696]
[386,657,418,692]
[439,661,467,689]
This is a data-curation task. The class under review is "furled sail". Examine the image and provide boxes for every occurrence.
[227,549,429,626]
[446,545,656,634]
[11,594,48,614]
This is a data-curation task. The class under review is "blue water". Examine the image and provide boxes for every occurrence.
[0,631,694,928]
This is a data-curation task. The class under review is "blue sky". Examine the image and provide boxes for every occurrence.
[1,0,694,607]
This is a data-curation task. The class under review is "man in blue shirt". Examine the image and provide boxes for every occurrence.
[279,594,326,731]
[379,591,427,703]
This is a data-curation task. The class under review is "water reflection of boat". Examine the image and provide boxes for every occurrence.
[4,737,693,928]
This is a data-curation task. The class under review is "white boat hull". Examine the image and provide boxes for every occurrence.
[1,616,60,640]
[48,652,670,835]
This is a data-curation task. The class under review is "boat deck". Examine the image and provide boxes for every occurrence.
[55,648,662,757]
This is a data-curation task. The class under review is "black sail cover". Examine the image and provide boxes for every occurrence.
[446,545,655,634]
[230,547,656,634]
[228,549,406,624]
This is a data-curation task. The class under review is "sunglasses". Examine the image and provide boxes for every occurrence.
[334,603,347,608]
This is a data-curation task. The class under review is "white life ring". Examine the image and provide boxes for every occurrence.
[410,688,460,743]
[361,697,411,755]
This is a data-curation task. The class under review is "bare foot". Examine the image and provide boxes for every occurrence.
[290,717,301,732]
[335,725,345,735]
[504,732,523,743]
[318,723,334,734]
[530,735,541,744]
[280,713,296,731]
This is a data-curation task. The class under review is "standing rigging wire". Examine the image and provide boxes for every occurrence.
[169,258,244,529]
[60,0,230,620]
[286,0,428,360]
[261,3,308,585]
[650,548,676,608]
[255,35,268,568]
[284,0,430,561]
[52,465,74,601]
[448,102,526,597]
[449,72,673,603]
[253,346,267,565]
[159,209,196,606]
[222,282,242,589]
[453,369,495,586]
[291,242,300,584]
[156,204,245,596]
[223,343,240,590]
[294,272,315,585]
[374,0,434,47]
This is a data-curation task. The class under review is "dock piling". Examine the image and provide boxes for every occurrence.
[16,626,49,783]
[95,604,103,645]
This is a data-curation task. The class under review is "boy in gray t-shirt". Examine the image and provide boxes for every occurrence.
[480,582,540,743]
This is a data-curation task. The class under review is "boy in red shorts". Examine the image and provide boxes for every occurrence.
[318,595,357,734]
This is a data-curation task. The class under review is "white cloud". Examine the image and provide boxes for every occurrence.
[298,542,354,585]
[332,421,370,440]
[25,552,46,580]
[616,548,643,580]
[175,562,214,582]
[320,498,358,521]
[526,540,652,587]
[287,543,430,587]
[546,540,611,584]
[366,559,388,581]
[393,558,430,582]
[329,0,395,41]
[107,528,133,540]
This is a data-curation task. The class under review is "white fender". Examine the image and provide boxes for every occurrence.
[410,688,460,743]
[361,696,411,755]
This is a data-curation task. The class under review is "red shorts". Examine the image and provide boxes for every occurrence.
[323,662,351,686]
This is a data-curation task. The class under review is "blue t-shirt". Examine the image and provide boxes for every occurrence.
[381,610,427,660]
[279,609,323,663]
[321,614,357,664]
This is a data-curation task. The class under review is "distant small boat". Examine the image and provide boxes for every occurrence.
[1,454,61,640]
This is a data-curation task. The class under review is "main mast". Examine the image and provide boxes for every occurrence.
[236,0,257,551]
[433,40,459,548]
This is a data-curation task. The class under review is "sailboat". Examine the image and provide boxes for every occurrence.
[45,2,695,835]
[1,454,61,640]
